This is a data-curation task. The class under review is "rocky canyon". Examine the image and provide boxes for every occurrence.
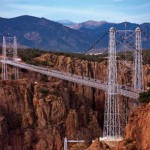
[0,52,150,150]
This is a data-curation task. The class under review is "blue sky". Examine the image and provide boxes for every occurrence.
[0,0,150,23]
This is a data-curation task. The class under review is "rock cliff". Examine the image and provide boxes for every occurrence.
[0,78,101,150]
[0,53,150,150]
[119,102,150,150]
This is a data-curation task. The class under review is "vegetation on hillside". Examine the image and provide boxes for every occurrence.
[142,50,150,64]
[50,51,107,62]
[18,48,46,64]
[0,46,150,64]
[17,48,107,64]
[118,50,150,64]
[139,90,150,103]
[17,48,150,64]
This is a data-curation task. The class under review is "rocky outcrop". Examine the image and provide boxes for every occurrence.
[0,78,102,150]
[34,53,150,126]
[86,140,109,150]
[0,109,9,150]
[123,102,150,150]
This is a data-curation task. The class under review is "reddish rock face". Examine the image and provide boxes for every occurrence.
[86,139,109,150]
[0,110,9,150]
[0,53,149,150]
[123,102,150,150]
[0,78,102,150]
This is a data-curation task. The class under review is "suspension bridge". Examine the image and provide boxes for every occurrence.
[0,27,149,143]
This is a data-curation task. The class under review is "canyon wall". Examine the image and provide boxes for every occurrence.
[0,53,149,150]
[116,102,150,150]
[125,102,150,150]
[0,78,101,150]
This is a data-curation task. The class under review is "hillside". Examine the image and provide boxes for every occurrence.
[0,16,150,52]
[62,21,150,50]
[0,15,92,52]
[69,20,108,29]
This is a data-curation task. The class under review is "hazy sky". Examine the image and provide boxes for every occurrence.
[1,0,150,23]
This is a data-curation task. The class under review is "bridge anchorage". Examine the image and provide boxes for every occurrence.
[1,36,19,80]
[101,27,144,141]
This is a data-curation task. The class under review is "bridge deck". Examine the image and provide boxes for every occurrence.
[1,60,139,99]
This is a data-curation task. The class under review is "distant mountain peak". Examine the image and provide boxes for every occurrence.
[81,20,107,26]
[58,19,75,23]
[57,20,76,26]
[69,20,108,29]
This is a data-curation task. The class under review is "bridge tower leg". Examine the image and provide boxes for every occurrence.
[1,36,8,80]
[134,27,144,93]
[13,36,19,80]
[64,137,68,150]
[1,36,19,80]
[103,27,121,140]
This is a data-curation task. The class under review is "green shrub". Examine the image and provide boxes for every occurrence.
[126,138,134,144]
[41,61,49,66]
[41,74,48,82]
[40,87,48,96]
[139,90,150,103]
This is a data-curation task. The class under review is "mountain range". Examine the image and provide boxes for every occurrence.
[0,15,150,53]
[60,20,109,29]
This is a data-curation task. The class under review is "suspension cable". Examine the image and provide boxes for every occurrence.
[83,31,109,54]
[116,39,134,63]
[116,31,147,65]
[116,31,142,55]
[141,30,150,40]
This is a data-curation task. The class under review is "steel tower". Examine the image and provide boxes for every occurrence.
[13,36,19,80]
[1,36,8,80]
[134,27,144,92]
[103,27,121,140]
[64,137,67,150]
[1,36,19,80]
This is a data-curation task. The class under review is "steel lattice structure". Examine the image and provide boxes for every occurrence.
[1,36,8,80]
[1,36,19,80]
[13,37,19,80]
[134,27,144,92]
[103,27,121,140]
[102,27,144,141]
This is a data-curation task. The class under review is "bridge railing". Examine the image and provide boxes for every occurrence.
[0,60,139,99]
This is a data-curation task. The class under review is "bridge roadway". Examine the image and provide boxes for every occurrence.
[0,60,139,99]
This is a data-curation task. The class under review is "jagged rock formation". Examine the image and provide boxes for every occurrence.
[122,102,150,150]
[86,101,150,150]
[86,139,109,150]
[0,78,101,150]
